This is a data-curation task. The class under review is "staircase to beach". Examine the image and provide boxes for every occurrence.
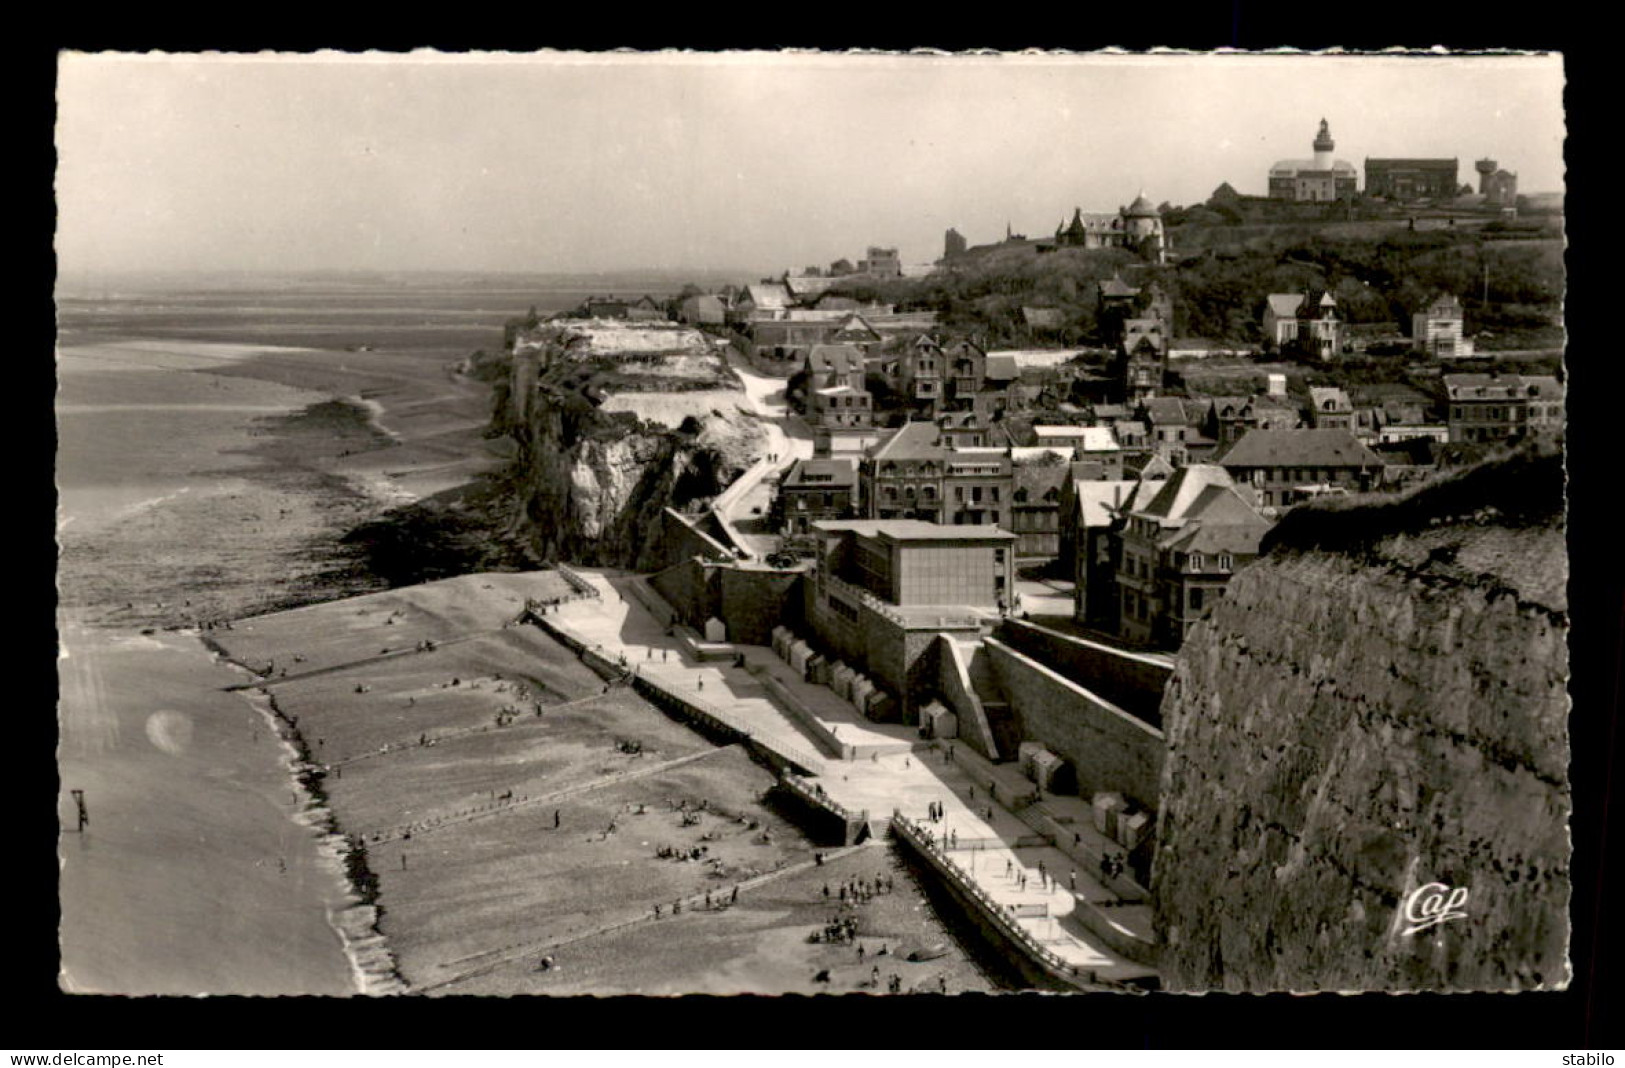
[964,641,1022,759]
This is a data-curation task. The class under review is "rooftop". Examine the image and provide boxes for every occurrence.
[1219,428,1388,469]
[812,519,1017,543]
[784,457,858,487]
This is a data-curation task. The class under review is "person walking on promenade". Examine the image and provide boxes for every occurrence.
[554,809,562,829]
[1069,869,1077,893]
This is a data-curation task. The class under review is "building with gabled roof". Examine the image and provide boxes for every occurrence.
[1023,306,1065,333]
[1009,462,1070,560]
[735,283,792,319]
[1059,476,1143,630]
[1263,291,1345,360]
[1217,428,1387,507]
[1113,465,1274,647]
[1203,393,1303,447]
[1412,293,1471,358]
[1308,386,1355,432]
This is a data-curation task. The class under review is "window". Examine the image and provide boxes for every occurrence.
[1190,588,1205,612]
[1190,553,1203,572]
[1218,554,1233,571]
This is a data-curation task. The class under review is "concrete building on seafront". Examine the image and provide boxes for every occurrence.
[811,519,1016,611]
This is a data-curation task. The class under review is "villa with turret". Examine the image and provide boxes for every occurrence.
[1044,191,1167,262]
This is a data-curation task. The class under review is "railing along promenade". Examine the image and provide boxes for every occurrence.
[778,771,869,825]
[818,569,982,630]
[891,811,1137,993]
[554,563,602,600]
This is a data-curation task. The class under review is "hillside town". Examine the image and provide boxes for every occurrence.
[455,114,1564,992]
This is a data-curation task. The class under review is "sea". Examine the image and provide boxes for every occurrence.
[53,269,743,994]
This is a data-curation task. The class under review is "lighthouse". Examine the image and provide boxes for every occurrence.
[1313,118,1335,171]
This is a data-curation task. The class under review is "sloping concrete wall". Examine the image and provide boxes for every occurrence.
[935,636,999,760]
[983,638,1165,812]
[995,619,1172,727]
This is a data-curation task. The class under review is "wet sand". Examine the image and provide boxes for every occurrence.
[57,620,355,995]
[56,327,502,994]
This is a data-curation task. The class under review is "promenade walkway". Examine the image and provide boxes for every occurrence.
[546,568,1155,984]
[714,346,815,558]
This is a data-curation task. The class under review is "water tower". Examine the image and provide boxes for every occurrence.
[1476,158,1498,194]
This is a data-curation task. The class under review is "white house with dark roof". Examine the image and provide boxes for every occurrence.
[1412,293,1473,358]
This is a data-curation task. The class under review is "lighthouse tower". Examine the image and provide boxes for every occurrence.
[1313,118,1335,171]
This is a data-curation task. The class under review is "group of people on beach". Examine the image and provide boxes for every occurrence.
[821,872,893,905]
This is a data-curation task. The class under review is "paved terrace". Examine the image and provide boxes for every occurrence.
[548,568,1156,984]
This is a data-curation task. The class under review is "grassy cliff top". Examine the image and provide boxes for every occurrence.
[1261,436,1564,571]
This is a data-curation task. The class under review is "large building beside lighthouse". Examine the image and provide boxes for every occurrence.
[1268,118,1359,201]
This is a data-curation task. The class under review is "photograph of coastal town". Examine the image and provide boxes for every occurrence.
[55,50,1569,997]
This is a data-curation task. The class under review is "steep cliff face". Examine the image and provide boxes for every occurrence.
[1152,445,1569,992]
[499,323,765,570]
[506,398,759,569]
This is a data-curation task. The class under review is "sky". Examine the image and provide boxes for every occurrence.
[55,51,1567,279]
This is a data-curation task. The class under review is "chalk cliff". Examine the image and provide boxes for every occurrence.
[497,320,765,570]
[1151,443,1569,991]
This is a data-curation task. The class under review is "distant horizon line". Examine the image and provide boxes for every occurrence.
[56,266,775,283]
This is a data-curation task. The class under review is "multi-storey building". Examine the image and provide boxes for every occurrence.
[1443,373,1565,443]
[1263,291,1345,359]
[1203,394,1302,447]
[1365,158,1460,201]
[1113,465,1274,648]
[1009,464,1069,560]
[776,457,860,534]
[1307,386,1355,432]
[804,344,873,429]
[1267,119,1359,201]
[811,519,1016,610]
[1061,475,1145,631]
[1411,293,1470,358]
[863,421,1014,530]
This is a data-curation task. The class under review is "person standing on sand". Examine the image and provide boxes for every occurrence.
[554,809,561,829]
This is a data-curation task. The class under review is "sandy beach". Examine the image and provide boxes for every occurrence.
[55,295,507,995]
